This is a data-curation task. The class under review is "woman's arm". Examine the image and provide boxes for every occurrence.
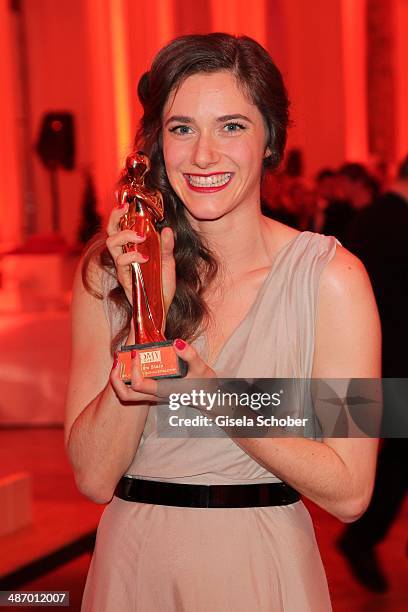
[65,205,176,504]
[169,246,381,522]
[64,261,150,504]
[231,246,381,522]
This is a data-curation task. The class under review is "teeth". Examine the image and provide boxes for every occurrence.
[187,173,231,187]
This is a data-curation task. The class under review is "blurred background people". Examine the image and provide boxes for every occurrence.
[314,168,354,243]
[372,158,393,193]
[262,148,316,229]
[337,162,380,212]
[336,163,379,247]
[263,159,381,245]
[338,155,408,592]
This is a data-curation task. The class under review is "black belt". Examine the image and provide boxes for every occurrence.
[114,476,300,508]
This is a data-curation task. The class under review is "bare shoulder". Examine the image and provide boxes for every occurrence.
[313,242,381,378]
[71,259,110,357]
[72,251,104,301]
[65,256,114,441]
[319,242,373,299]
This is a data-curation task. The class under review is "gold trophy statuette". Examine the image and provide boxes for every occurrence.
[117,151,187,381]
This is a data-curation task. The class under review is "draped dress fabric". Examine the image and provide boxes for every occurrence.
[81,231,337,611]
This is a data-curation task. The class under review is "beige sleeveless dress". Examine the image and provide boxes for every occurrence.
[81,231,336,611]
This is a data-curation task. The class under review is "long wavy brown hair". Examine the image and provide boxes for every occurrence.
[82,33,290,354]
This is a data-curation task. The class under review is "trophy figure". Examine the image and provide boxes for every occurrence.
[117,151,187,381]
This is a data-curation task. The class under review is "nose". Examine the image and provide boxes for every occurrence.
[191,132,220,169]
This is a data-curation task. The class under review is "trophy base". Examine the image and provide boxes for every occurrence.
[118,340,188,382]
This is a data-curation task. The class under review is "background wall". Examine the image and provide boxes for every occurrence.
[1,0,407,249]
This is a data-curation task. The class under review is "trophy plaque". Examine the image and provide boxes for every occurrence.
[117,152,187,381]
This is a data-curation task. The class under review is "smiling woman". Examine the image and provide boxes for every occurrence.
[162,72,270,220]
[65,33,381,612]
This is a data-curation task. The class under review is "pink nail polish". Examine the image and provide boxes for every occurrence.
[174,339,186,350]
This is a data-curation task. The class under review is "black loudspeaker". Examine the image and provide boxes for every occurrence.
[36,112,75,170]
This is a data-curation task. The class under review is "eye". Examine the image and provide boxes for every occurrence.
[168,125,193,135]
[223,122,246,133]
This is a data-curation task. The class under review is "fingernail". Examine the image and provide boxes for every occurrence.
[131,349,137,359]
[174,339,186,350]
[112,352,118,368]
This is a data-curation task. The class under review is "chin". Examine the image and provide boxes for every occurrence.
[175,184,240,221]
[185,205,231,222]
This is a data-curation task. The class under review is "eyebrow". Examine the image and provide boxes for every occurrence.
[164,113,253,126]
[217,114,253,124]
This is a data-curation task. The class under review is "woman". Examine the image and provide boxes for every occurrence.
[65,34,380,611]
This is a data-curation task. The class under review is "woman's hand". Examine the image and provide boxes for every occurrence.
[109,338,216,404]
[106,204,176,312]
